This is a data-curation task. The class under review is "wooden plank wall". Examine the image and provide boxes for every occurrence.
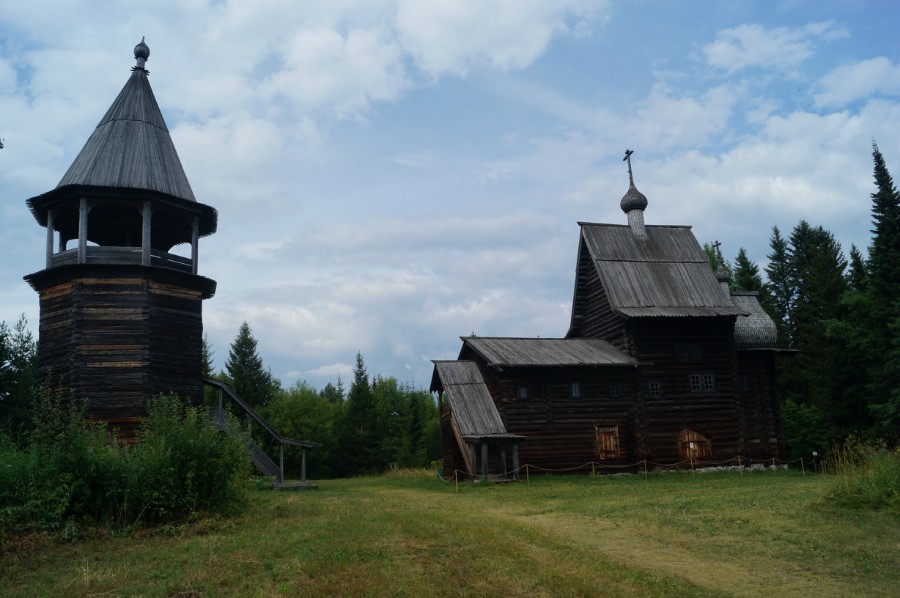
[569,242,628,346]
[479,363,639,471]
[35,270,205,441]
[629,317,747,464]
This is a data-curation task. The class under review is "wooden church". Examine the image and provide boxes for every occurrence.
[23,39,217,440]
[431,152,788,479]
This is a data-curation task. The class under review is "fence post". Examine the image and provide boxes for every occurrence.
[455,469,459,493]
[526,464,530,485]
[738,455,743,477]
[643,459,648,480]
[801,457,805,476]
[690,456,695,478]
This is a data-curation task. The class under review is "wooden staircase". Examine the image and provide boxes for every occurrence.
[203,376,315,489]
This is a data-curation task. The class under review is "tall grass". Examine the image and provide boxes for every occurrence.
[824,438,900,513]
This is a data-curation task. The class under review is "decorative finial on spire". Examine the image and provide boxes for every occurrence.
[133,37,150,72]
[624,149,635,185]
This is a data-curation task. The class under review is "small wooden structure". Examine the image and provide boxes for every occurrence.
[433,151,790,477]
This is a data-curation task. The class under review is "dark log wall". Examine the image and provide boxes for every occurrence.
[478,363,639,471]
[568,241,627,347]
[737,351,784,461]
[629,317,747,464]
[31,266,207,440]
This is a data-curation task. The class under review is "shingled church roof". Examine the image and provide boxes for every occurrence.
[575,223,748,318]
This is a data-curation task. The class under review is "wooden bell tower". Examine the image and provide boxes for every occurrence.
[24,39,217,439]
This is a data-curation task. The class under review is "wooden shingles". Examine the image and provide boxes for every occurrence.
[731,293,778,348]
[461,337,638,367]
[579,223,746,317]
[58,68,196,202]
[432,361,517,440]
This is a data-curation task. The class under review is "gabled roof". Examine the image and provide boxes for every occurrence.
[431,361,521,440]
[461,336,638,367]
[577,223,747,318]
[57,66,196,201]
[731,292,778,348]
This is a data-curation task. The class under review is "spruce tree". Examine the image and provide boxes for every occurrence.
[764,226,793,348]
[225,321,275,409]
[863,143,900,434]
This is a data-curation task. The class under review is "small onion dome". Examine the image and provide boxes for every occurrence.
[620,183,648,213]
[715,263,731,283]
[134,37,150,68]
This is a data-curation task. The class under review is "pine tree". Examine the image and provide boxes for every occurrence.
[225,321,275,409]
[0,315,37,438]
[338,352,379,475]
[846,244,867,291]
[764,226,793,348]
[863,143,900,434]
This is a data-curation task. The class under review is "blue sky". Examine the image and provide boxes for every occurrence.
[2,0,899,391]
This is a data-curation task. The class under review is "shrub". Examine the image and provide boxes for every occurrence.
[0,392,251,536]
[127,394,251,524]
[823,438,900,514]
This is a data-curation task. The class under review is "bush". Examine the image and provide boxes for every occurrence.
[0,392,251,537]
[128,394,250,524]
[823,438,900,514]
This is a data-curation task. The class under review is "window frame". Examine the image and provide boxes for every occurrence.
[689,373,715,393]
[570,381,581,399]
[648,380,662,399]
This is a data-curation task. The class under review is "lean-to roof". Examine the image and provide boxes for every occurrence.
[578,223,747,318]
[431,361,520,440]
[461,336,638,367]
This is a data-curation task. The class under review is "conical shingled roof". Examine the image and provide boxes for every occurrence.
[57,61,196,202]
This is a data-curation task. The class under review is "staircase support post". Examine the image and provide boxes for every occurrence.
[279,443,285,484]
[301,448,307,483]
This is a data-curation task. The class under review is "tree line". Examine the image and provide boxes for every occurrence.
[206,321,442,479]
[1,143,896,466]
[707,143,899,456]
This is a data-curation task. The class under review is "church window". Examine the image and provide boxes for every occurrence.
[689,373,715,392]
[676,343,702,362]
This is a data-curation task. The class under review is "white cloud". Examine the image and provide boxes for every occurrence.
[703,21,846,73]
[394,0,609,76]
[814,57,900,108]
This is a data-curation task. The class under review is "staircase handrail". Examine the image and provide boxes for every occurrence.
[202,375,316,448]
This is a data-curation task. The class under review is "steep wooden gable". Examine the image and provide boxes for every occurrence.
[568,223,745,337]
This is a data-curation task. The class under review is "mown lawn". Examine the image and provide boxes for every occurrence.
[2,470,897,597]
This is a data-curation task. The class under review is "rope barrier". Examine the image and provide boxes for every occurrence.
[439,454,801,484]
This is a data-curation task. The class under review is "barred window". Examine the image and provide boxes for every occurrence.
[689,373,715,392]
[676,343,702,363]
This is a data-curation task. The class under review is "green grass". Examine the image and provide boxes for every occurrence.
[2,470,898,597]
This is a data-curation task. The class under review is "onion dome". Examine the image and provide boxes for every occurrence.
[134,37,149,69]
[620,182,648,213]
[620,149,648,213]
